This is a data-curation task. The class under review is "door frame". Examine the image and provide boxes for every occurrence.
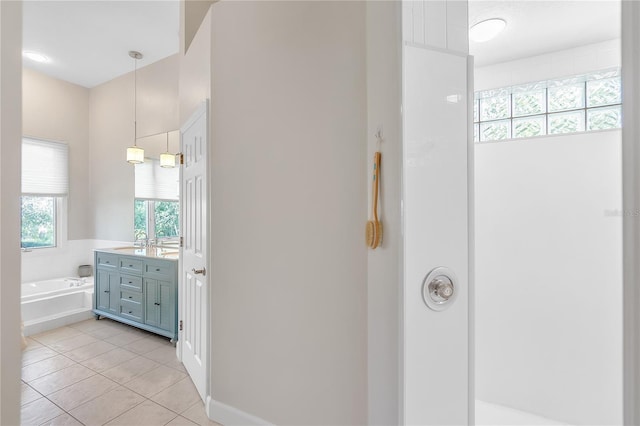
[177,100,211,409]
[622,1,640,423]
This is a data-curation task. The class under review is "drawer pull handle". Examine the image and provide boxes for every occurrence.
[105,261,110,264]
[154,302,161,306]
[128,311,132,314]
[128,265,133,268]
[155,268,161,272]
[104,290,110,293]
[128,296,133,299]
[128,281,132,284]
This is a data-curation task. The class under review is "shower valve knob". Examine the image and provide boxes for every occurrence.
[434,279,454,300]
[422,267,458,311]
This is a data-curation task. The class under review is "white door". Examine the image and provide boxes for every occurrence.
[180,101,209,401]
[402,47,472,424]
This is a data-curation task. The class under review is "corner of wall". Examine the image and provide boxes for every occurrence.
[0,1,23,424]
[366,1,403,425]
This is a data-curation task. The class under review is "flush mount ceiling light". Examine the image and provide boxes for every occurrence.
[126,51,144,164]
[160,132,176,168]
[23,50,50,63]
[469,18,507,43]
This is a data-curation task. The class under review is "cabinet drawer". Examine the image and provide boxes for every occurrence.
[119,274,142,292]
[144,261,175,278]
[120,257,143,274]
[120,299,143,322]
[120,290,142,304]
[96,253,118,269]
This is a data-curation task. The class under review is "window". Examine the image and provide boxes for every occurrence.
[474,68,622,143]
[134,159,179,241]
[134,199,180,240]
[21,138,68,249]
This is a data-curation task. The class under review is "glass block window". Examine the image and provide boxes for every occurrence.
[587,105,622,131]
[474,68,622,143]
[549,110,585,134]
[480,94,511,121]
[513,86,546,117]
[480,120,511,141]
[513,115,545,138]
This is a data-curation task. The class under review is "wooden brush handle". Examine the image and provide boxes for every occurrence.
[373,152,381,221]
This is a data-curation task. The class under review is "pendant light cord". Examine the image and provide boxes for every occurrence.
[133,55,138,146]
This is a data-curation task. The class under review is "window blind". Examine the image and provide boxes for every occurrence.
[135,158,179,201]
[22,138,69,195]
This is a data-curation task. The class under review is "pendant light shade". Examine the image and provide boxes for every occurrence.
[126,51,144,164]
[160,132,176,168]
[160,153,176,168]
[127,146,144,164]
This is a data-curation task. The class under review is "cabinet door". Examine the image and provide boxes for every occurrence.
[145,279,175,332]
[145,279,160,328]
[97,269,119,314]
[157,280,175,333]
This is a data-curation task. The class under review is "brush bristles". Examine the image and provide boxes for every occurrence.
[366,221,375,248]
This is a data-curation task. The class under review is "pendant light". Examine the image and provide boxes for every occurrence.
[126,51,144,164]
[160,132,176,168]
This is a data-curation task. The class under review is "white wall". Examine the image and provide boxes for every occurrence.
[475,130,623,425]
[474,38,623,425]
[21,69,95,284]
[90,54,179,242]
[179,4,210,126]
[23,68,92,240]
[21,239,129,283]
[206,2,367,424]
[401,1,472,424]
[366,2,402,425]
[0,1,23,423]
[475,39,620,91]
[621,3,640,423]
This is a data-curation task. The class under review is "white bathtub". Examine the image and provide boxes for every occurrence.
[22,277,95,336]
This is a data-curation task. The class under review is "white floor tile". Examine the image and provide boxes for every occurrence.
[475,400,570,426]
[47,374,119,411]
[21,397,64,426]
[105,400,177,426]
[69,386,145,425]
[28,364,95,395]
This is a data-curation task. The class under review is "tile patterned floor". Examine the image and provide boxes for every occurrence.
[21,318,221,426]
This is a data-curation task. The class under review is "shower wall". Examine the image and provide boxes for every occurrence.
[475,41,623,425]
[475,131,622,425]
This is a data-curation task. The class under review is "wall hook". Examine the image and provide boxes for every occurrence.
[375,127,384,151]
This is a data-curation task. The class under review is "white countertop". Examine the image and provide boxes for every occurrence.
[95,246,179,261]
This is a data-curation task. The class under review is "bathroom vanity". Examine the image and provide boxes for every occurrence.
[93,247,178,342]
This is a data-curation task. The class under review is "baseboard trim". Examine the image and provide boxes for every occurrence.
[206,396,273,426]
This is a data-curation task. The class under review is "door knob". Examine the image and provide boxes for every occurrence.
[422,266,458,311]
[192,267,206,276]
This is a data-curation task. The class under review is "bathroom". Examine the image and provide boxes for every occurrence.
[20,1,182,336]
[1,0,637,425]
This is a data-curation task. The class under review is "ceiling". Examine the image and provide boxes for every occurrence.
[469,0,621,67]
[23,1,180,88]
[23,1,620,87]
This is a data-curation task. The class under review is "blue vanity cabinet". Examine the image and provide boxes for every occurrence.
[94,250,178,341]
[144,278,175,334]
[96,269,119,315]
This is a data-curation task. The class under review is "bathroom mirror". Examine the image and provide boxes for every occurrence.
[134,130,180,244]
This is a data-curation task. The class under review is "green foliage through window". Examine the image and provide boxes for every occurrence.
[21,196,56,249]
[134,199,148,240]
[134,199,179,241]
[155,201,179,238]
